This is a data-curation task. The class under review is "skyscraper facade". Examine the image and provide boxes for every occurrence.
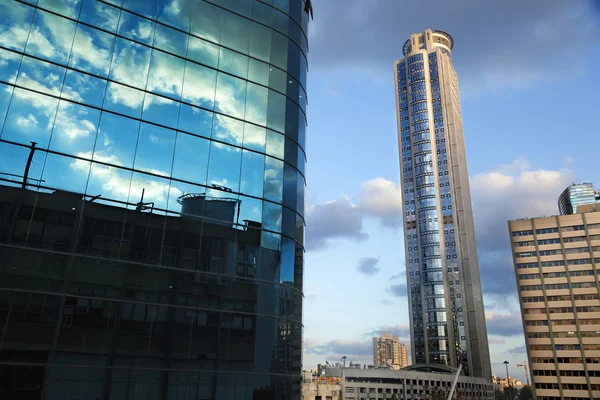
[509,209,600,400]
[558,183,600,215]
[372,332,409,369]
[394,29,491,379]
[0,0,309,398]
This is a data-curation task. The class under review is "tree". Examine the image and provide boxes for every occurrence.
[390,395,398,400]
[518,385,533,400]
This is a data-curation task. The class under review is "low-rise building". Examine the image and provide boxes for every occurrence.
[312,364,494,400]
[492,376,523,391]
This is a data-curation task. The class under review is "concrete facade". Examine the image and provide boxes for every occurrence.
[394,29,491,379]
[509,209,600,400]
[321,365,493,400]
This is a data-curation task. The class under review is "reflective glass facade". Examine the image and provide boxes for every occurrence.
[395,29,491,379]
[0,0,309,398]
[558,183,600,216]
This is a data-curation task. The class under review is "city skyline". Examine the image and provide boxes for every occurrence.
[0,0,599,392]
[302,0,600,385]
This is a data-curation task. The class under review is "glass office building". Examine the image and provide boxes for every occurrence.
[394,29,491,379]
[0,0,309,398]
[558,183,600,216]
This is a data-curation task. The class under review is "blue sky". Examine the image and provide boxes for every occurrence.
[302,0,600,381]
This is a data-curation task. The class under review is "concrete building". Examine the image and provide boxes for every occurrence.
[394,29,491,379]
[373,332,410,369]
[509,203,600,399]
[302,372,343,400]
[0,0,310,398]
[318,364,493,400]
[558,183,600,215]
[492,376,523,392]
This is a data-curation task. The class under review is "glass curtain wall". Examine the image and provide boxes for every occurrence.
[0,0,309,399]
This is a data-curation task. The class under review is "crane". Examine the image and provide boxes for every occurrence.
[516,363,530,386]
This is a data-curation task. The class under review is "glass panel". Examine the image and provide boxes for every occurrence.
[0,141,45,187]
[69,24,115,77]
[242,123,266,153]
[0,48,22,84]
[240,150,264,198]
[187,36,219,68]
[95,112,140,170]
[190,0,222,44]
[127,171,172,210]
[264,156,283,204]
[109,38,152,89]
[296,171,304,216]
[214,73,246,119]
[38,0,83,18]
[218,47,248,79]
[0,1,35,52]
[172,131,210,185]
[141,94,180,129]
[79,0,120,33]
[1,88,58,148]
[206,141,241,193]
[282,163,297,211]
[270,31,288,70]
[220,11,250,54]
[104,81,144,118]
[269,67,286,94]
[147,50,185,100]
[284,137,297,166]
[245,82,268,126]
[248,58,269,86]
[262,202,282,233]
[238,195,262,226]
[154,24,188,58]
[267,90,285,133]
[17,57,66,97]
[266,130,284,159]
[249,22,271,63]
[62,70,107,108]
[25,9,77,64]
[157,0,194,32]
[133,123,176,176]
[177,104,212,137]
[211,114,243,146]
[122,0,158,19]
[223,0,252,17]
[49,101,100,155]
[117,10,155,46]
[42,153,88,194]
[181,62,217,109]
[0,83,12,124]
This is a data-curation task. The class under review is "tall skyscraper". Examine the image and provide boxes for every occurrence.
[558,183,600,215]
[509,203,600,400]
[394,29,491,379]
[0,0,309,399]
[372,332,409,369]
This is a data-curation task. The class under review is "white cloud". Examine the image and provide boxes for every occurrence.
[15,113,38,127]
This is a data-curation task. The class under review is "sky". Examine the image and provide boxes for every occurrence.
[301,0,600,382]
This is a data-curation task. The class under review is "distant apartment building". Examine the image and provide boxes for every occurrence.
[492,376,523,391]
[558,183,600,215]
[509,195,600,400]
[373,332,410,369]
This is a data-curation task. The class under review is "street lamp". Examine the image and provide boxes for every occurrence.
[503,361,511,400]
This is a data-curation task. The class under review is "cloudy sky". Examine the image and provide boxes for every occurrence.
[301,0,600,382]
